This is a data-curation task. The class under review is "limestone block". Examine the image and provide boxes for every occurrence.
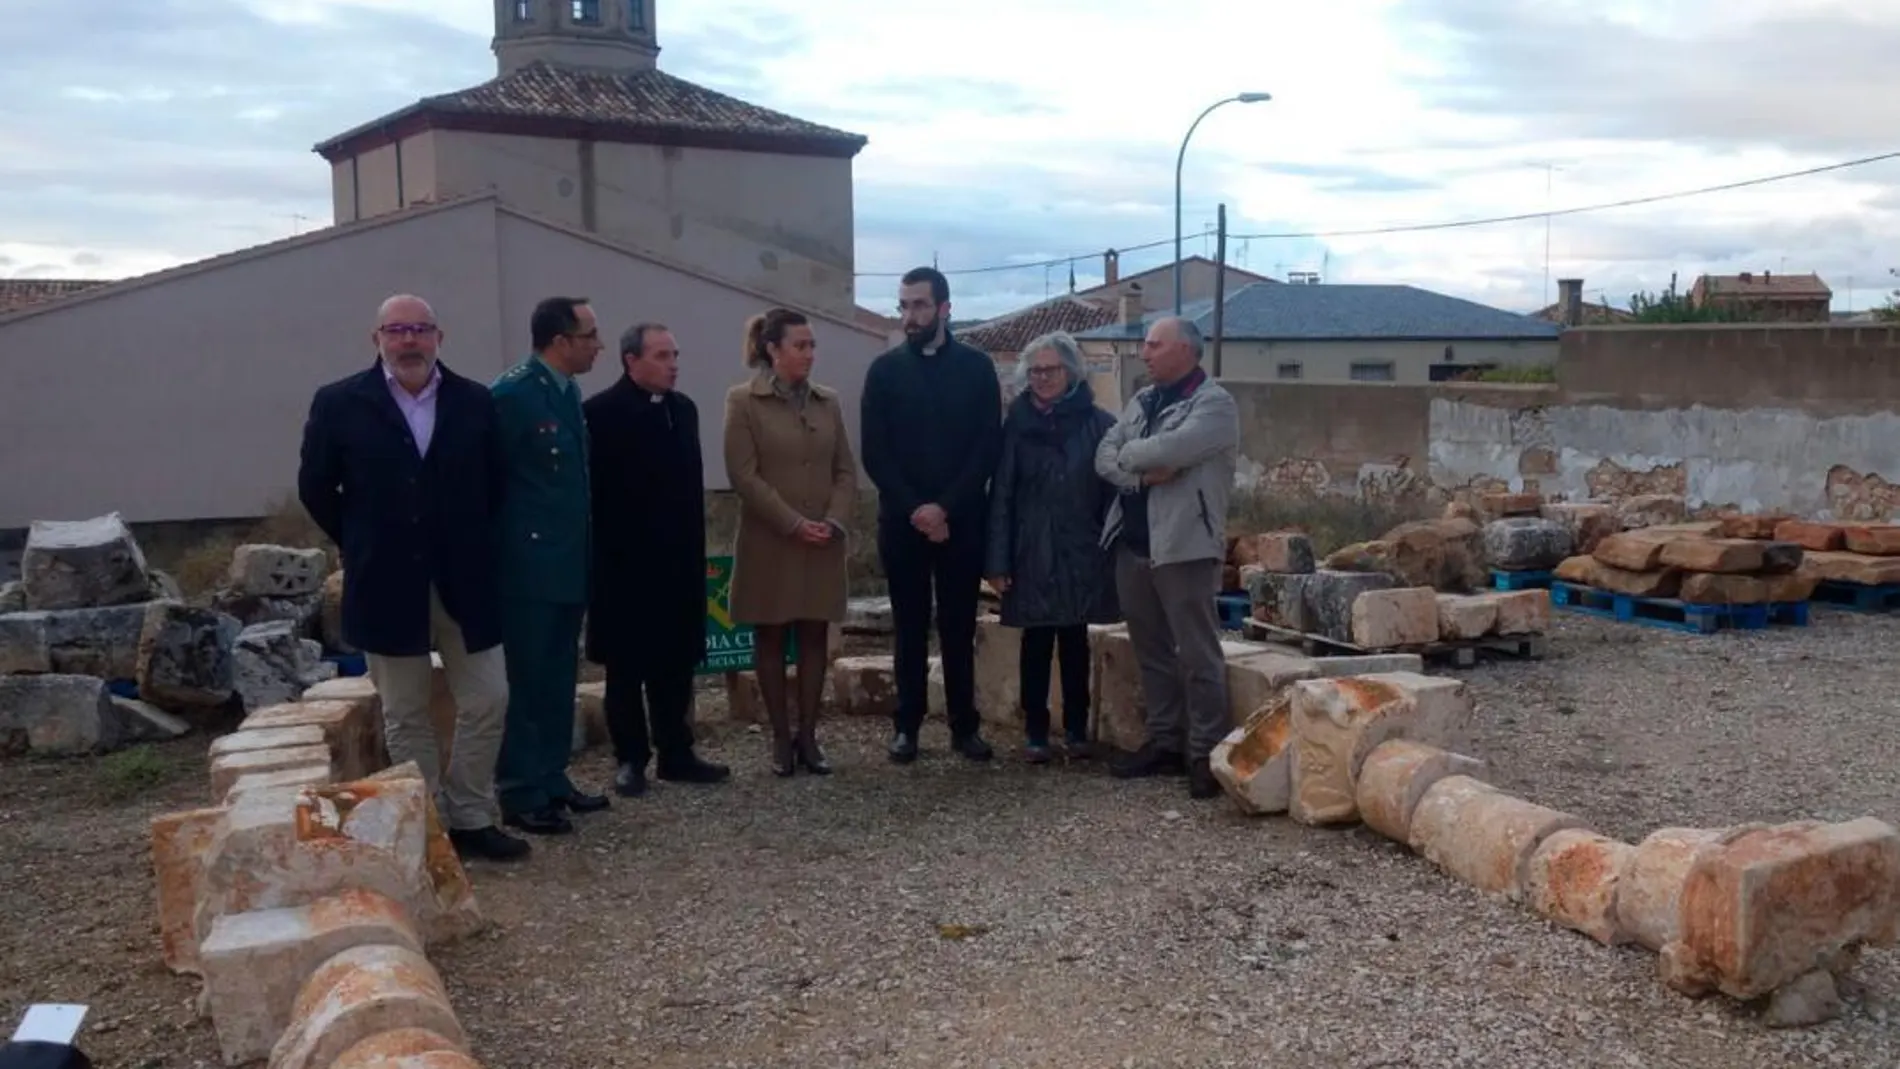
[722,671,765,724]
[1257,532,1316,574]
[319,571,351,653]
[842,597,893,634]
[1542,503,1619,555]
[1842,525,1900,556]
[19,512,152,610]
[1660,537,1766,574]
[1311,653,1424,677]
[228,765,336,803]
[1209,694,1294,815]
[1288,673,1474,826]
[330,1029,471,1067]
[138,602,240,709]
[1227,534,1259,568]
[113,696,192,742]
[0,581,23,614]
[1354,739,1487,844]
[228,544,329,599]
[1408,776,1589,900]
[234,620,320,712]
[1553,555,1598,586]
[1618,827,1727,953]
[1224,651,1320,729]
[1380,518,1486,592]
[974,615,1022,732]
[1489,590,1551,635]
[1593,561,1682,598]
[0,611,52,674]
[1659,818,1900,1001]
[1593,533,1670,572]
[194,772,479,957]
[1524,829,1637,946]
[211,724,329,761]
[1094,627,1144,751]
[243,696,385,783]
[1762,573,1819,603]
[153,806,230,975]
[1615,494,1688,529]
[1716,512,1791,540]
[1350,587,1439,649]
[1679,573,1769,605]
[1247,571,1313,630]
[0,673,134,755]
[267,944,467,1069]
[1773,519,1846,552]
[1799,550,1900,586]
[1435,594,1498,641]
[210,744,334,798]
[0,603,154,679]
[1481,491,1542,518]
[1303,570,1398,643]
[200,888,423,1065]
[1483,517,1573,572]
[926,655,947,715]
[571,681,607,752]
[828,655,899,718]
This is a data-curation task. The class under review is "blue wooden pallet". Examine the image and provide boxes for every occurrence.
[1811,579,1900,613]
[1215,594,1251,631]
[1492,568,1554,591]
[1549,580,1808,633]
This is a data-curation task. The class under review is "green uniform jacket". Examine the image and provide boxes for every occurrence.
[491,354,592,604]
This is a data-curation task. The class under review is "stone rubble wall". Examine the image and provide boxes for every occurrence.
[1207,673,1900,1028]
[150,673,491,1068]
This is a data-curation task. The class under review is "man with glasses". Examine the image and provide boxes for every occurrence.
[490,296,611,835]
[297,294,528,862]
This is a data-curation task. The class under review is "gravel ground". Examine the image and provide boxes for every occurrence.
[4,607,1900,1068]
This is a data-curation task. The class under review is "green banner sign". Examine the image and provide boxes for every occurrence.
[702,555,798,675]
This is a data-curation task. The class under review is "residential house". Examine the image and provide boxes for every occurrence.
[1532,278,1633,325]
[0,0,886,531]
[1075,281,1560,393]
[1688,271,1832,322]
[1077,249,1275,317]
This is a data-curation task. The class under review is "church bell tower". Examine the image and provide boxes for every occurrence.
[492,0,659,75]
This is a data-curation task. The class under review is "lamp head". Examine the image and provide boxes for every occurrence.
[1237,91,1273,103]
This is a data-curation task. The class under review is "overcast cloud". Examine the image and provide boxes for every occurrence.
[3,0,1897,318]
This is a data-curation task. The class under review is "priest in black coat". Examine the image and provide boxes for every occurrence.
[583,322,730,797]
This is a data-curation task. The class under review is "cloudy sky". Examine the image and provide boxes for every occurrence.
[4,0,1897,320]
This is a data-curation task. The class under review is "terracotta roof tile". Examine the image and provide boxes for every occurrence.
[422,61,864,147]
[960,295,1118,356]
[0,278,106,314]
[1696,272,1831,298]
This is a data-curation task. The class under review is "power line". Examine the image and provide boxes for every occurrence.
[854,149,1900,279]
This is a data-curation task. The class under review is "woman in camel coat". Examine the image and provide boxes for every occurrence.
[723,306,859,776]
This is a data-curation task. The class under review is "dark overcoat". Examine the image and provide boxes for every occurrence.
[581,376,708,671]
[983,382,1122,629]
[296,360,506,657]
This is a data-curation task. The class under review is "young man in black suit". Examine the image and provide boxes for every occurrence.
[859,267,1005,764]
[297,293,528,862]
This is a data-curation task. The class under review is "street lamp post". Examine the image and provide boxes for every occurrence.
[1174,91,1271,316]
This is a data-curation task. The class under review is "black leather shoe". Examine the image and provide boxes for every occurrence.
[657,754,731,784]
[951,732,994,762]
[1188,757,1220,800]
[504,807,573,835]
[448,825,532,862]
[887,732,919,764]
[559,789,612,814]
[614,763,649,798]
[1111,742,1187,779]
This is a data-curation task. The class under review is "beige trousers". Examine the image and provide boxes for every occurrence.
[365,586,510,830]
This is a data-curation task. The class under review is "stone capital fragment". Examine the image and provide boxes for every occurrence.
[1210,695,1294,815]
[1288,673,1474,826]
[200,888,423,1065]
[1659,818,1900,1001]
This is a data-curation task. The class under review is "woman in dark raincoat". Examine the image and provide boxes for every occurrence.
[984,330,1122,762]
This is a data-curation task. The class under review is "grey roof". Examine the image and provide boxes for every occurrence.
[1074,282,1561,342]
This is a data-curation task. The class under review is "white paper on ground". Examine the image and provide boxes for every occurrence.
[10,1004,87,1045]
